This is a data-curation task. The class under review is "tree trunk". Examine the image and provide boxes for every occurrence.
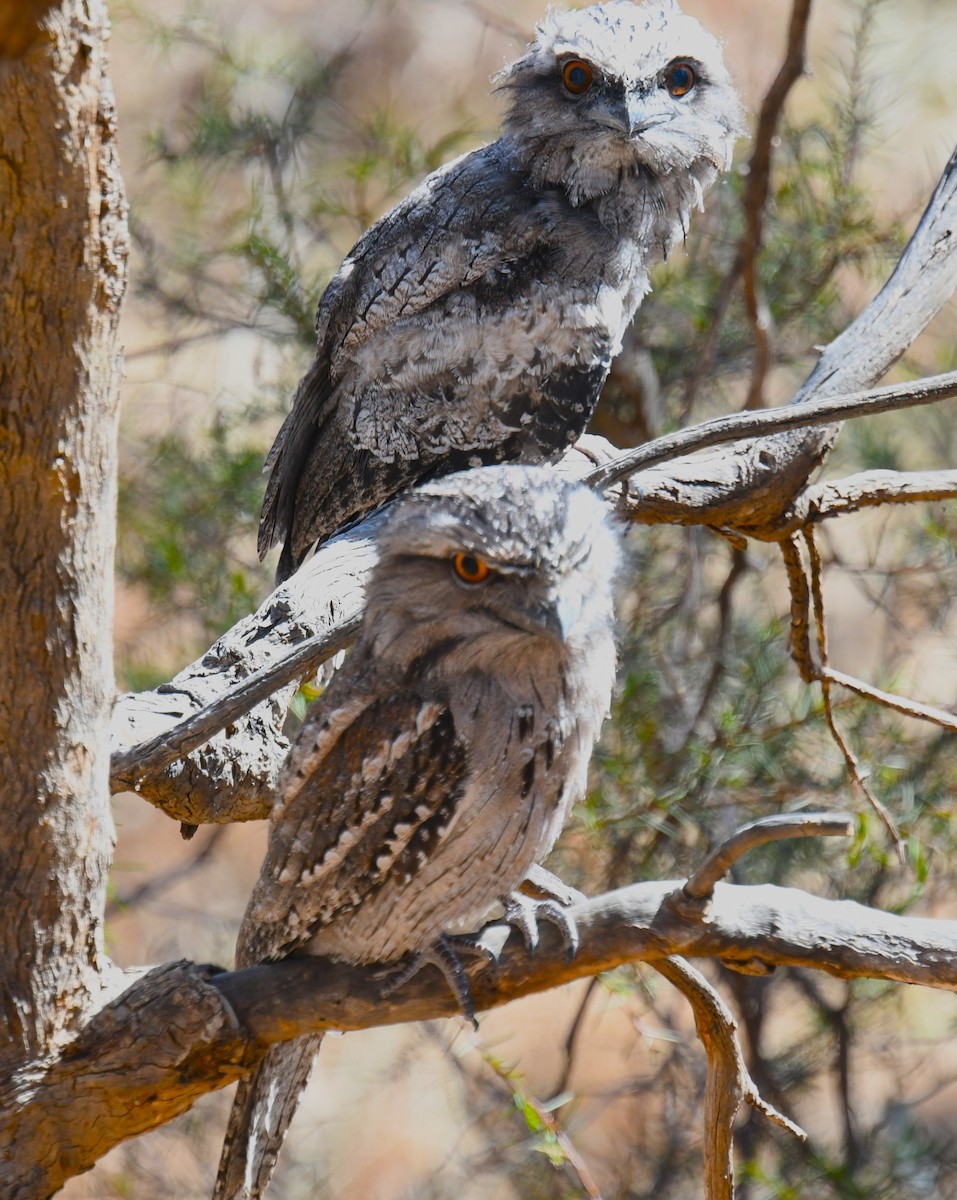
[0,0,126,1071]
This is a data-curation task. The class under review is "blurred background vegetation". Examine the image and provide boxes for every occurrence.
[79,0,957,1196]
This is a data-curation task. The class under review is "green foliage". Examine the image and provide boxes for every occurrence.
[117,0,478,674]
[117,408,268,650]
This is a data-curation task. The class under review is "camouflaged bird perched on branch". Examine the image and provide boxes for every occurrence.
[258,0,743,582]
[214,465,621,1199]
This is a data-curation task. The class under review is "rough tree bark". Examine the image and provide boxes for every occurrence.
[0,0,127,1068]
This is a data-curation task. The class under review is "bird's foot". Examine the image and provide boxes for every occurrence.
[378,934,494,1030]
[501,884,579,961]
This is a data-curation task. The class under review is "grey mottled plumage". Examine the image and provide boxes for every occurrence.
[215,465,621,1199]
[259,0,742,581]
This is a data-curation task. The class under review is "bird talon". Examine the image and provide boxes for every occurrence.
[501,890,579,959]
[501,891,541,950]
[377,935,486,1029]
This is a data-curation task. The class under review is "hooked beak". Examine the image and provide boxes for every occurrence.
[623,92,671,137]
[531,589,582,644]
[595,92,671,139]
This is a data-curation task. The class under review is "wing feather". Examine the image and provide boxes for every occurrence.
[237,690,467,967]
[257,143,572,575]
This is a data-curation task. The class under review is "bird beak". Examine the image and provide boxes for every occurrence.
[622,93,670,138]
[534,589,582,643]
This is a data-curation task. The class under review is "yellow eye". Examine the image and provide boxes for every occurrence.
[452,552,492,585]
[664,60,696,97]
[562,59,594,96]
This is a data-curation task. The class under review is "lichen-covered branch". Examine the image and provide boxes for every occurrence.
[109,525,377,824]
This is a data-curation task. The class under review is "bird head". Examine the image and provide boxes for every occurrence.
[365,465,621,677]
[495,0,744,204]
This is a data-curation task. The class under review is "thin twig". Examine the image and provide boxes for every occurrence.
[804,527,904,857]
[821,667,957,735]
[683,813,853,901]
[552,976,600,1099]
[479,1053,604,1200]
[742,0,813,409]
[790,971,858,1162]
[587,370,957,492]
[682,0,813,414]
[679,546,749,749]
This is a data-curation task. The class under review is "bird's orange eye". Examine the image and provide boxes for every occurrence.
[452,552,492,585]
[562,59,594,95]
[663,60,696,97]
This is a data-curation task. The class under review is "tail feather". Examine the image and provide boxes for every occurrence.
[213,1034,323,1200]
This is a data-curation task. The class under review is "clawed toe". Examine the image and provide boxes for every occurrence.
[501,890,579,960]
[378,934,487,1029]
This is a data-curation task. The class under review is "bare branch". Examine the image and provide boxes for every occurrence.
[553,975,600,1098]
[794,468,957,525]
[653,957,805,1200]
[654,957,739,1200]
[7,874,957,1195]
[780,533,815,680]
[678,546,748,749]
[587,370,957,493]
[109,521,379,824]
[683,813,854,901]
[792,146,957,408]
[804,524,904,855]
[110,618,360,789]
[740,0,812,408]
[822,667,957,736]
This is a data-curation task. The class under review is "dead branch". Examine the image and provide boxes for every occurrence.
[653,956,805,1200]
[804,526,904,851]
[791,468,957,526]
[6,867,957,1197]
[779,519,955,823]
[587,369,957,493]
[682,813,854,900]
[820,668,957,735]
